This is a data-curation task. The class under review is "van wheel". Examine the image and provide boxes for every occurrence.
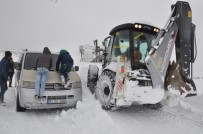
[16,94,26,112]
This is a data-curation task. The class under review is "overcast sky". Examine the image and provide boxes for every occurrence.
[0,0,202,72]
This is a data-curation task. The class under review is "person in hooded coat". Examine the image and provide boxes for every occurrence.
[0,51,12,104]
[56,49,74,88]
[35,47,52,100]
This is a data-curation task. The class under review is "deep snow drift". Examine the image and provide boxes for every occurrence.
[0,51,203,134]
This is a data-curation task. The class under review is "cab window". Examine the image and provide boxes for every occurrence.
[112,30,130,64]
[133,32,156,63]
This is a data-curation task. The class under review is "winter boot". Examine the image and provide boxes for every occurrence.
[34,95,39,101]
[0,102,6,106]
[0,97,6,106]
[60,75,66,86]
[64,81,71,89]
[42,96,46,101]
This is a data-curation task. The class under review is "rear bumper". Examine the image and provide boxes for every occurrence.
[116,80,164,106]
[18,88,82,109]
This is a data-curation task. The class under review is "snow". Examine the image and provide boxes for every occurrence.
[124,83,164,104]
[1,50,203,134]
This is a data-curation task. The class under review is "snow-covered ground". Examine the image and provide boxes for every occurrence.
[0,51,203,134]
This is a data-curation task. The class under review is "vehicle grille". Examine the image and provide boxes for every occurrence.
[45,83,71,90]
[47,95,67,99]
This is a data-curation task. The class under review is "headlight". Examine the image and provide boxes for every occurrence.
[21,81,35,89]
[72,82,82,89]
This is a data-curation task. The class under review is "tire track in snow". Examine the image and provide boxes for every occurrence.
[107,104,203,134]
[162,106,203,128]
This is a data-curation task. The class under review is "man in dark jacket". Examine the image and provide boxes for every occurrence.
[0,51,12,104]
[35,47,52,100]
[56,49,73,88]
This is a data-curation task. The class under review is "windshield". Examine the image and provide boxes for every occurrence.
[110,29,157,68]
[133,31,157,63]
[24,53,58,71]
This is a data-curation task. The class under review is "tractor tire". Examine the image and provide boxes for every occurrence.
[87,65,99,94]
[96,71,116,110]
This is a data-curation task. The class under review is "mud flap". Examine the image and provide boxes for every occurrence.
[165,61,197,97]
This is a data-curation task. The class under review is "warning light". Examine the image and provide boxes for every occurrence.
[154,28,159,32]
[135,24,139,28]
[120,66,125,73]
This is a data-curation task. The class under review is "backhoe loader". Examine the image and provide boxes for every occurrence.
[87,1,197,110]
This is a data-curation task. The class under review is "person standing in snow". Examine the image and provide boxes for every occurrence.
[34,47,52,100]
[0,51,12,104]
[56,49,74,88]
[8,58,15,87]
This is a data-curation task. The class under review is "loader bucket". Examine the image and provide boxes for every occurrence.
[165,61,197,97]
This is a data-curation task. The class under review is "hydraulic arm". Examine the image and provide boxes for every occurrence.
[146,1,197,97]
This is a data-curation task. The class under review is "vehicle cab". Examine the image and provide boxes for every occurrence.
[102,22,160,70]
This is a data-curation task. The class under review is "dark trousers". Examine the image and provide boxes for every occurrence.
[60,63,73,81]
[8,74,14,87]
[0,79,7,101]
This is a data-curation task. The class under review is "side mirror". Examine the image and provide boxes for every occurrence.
[14,62,21,70]
[74,66,79,71]
[102,41,105,47]
[103,36,111,47]
[103,52,108,56]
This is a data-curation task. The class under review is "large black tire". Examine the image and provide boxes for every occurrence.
[16,94,26,112]
[87,65,99,94]
[96,71,117,110]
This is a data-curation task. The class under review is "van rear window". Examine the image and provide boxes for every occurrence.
[24,53,58,71]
